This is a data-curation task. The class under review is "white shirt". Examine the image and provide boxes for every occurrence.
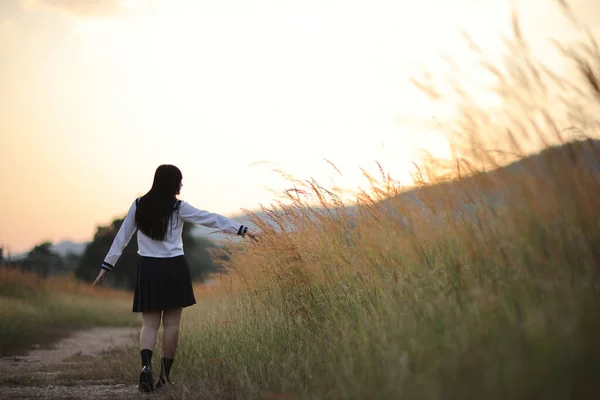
[101,199,247,271]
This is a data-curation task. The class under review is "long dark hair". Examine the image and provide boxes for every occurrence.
[135,165,182,241]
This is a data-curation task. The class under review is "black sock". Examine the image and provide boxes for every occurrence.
[141,349,153,369]
[159,357,174,380]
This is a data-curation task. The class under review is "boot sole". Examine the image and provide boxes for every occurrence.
[139,370,154,393]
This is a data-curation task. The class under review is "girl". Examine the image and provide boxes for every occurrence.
[92,164,259,392]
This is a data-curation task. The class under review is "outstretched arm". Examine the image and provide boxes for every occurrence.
[93,200,138,286]
[178,201,260,240]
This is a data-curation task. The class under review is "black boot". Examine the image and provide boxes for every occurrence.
[138,349,154,393]
[155,357,175,389]
[139,365,154,393]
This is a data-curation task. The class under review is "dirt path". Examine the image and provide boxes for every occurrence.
[0,327,155,399]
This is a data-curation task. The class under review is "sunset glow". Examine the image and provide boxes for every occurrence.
[0,0,598,253]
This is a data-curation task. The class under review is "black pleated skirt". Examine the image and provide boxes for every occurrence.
[133,255,196,312]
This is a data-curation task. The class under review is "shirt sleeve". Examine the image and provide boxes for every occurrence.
[178,201,248,236]
[101,200,138,271]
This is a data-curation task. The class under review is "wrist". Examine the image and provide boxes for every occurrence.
[101,261,113,272]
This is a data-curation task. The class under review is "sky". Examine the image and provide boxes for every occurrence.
[0,0,598,254]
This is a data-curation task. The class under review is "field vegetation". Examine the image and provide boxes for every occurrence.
[134,8,600,400]
[0,267,135,356]
[2,5,599,400]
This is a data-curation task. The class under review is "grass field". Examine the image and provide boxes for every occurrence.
[0,267,136,356]
[3,6,599,400]
[165,143,600,399]
[128,12,600,400]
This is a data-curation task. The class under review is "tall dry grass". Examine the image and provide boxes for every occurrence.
[125,6,600,400]
[0,267,135,355]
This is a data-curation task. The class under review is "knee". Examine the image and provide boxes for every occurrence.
[162,319,180,331]
[143,320,161,331]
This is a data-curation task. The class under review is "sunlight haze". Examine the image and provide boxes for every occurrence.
[0,0,598,253]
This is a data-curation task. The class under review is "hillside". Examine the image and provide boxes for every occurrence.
[12,139,598,256]
[211,138,600,235]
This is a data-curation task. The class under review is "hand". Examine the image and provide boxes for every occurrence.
[93,269,108,287]
[245,229,262,242]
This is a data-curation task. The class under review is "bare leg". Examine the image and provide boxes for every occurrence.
[140,310,162,351]
[138,311,161,392]
[162,308,183,358]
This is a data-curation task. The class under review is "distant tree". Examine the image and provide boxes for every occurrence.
[11,241,65,278]
[185,234,230,281]
[75,218,140,290]
[62,252,82,274]
[75,218,228,290]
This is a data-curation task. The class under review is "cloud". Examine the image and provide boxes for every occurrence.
[20,0,152,18]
